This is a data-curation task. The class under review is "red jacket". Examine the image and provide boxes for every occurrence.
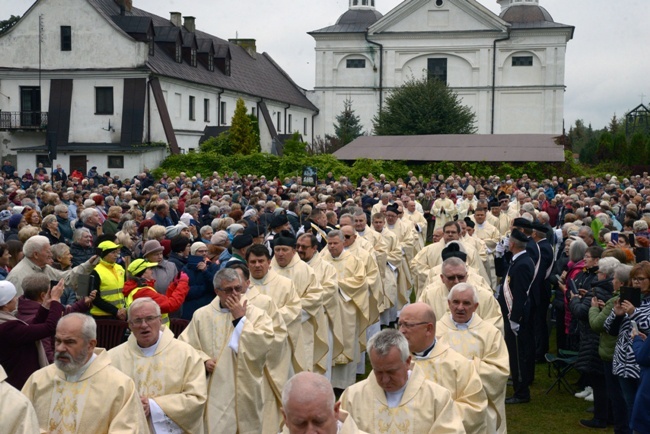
[122,274,190,314]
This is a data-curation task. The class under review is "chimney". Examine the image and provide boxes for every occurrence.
[229,38,257,59]
[183,16,196,33]
[115,0,132,14]
[170,12,182,27]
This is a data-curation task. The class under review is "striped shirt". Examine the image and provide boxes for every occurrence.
[604,295,650,379]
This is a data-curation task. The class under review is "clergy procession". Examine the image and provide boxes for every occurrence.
[5,168,650,433]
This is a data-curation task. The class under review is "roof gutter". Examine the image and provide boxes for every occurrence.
[491,28,511,134]
[364,32,384,113]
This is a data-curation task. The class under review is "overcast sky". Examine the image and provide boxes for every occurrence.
[4,0,649,130]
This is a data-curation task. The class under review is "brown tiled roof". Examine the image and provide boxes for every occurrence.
[88,0,317,111]
[333,134,565,162]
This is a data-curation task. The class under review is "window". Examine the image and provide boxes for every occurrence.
[107,156,124,169]
[346,59,366,69]
[60,26,71,51]
[189,96,195,121]
[303,118,307,135]
[512,56,533,66]
[224,58,231,76]
[427,58,447,83]
[220,101,227,125]
[204,98,210,122]
[148,34,154,56]
[95,87,114,115]
[175,42,182,63]
[288,114,292,133]
[251,107,257,117]
[36,155,50,167]
[188,148,196,153]
[208,55,214,72]
[277,112,281,132]
[191,49,197,67]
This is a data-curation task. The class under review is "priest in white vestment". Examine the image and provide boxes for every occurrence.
[403,200,428,251]
[1,365,39,434]
[436,283,510,434]
[321,230,369,390]
[22,313,148,434]
[281,372,368,434]
[339,329,464,433]
[432,189,457,230]
[400,303,488,433]
[108,298,207,434]
[179,268,277,434]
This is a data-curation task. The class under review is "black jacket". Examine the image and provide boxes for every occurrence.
[498,251,536,324]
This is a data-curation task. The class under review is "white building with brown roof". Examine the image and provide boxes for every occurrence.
[0,0,317,178]
[309,0,574,139]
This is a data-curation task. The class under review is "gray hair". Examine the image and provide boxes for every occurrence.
[54,204,68,214]
[614,264,633,286]
[281,372,335,413]
[448,282,478,304]
[80,208,98,223]
[22,274,50,300]
[128,297,161,319]
[72,227,91,243]
[41,214,57,229]
[339,213,354,225]
[59,313,97,342]
[367,329,409,362]
[50,243,70,262]
[213,268,241,290]
[634,220,649,232]
[569,238,588,263]
[200,225,213,237]
[23,235,50,258]
[598,257,620,278]
[327,230,344,242]
[441,256,467,272]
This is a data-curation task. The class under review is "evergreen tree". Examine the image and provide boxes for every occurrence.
[628,131,647,165]
[282,132,306,156]
[0,15,20,36]
[373,76,476,135]
[229,98,259,155]
[334,99,364,145]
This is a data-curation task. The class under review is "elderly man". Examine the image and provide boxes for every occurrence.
[296,233,343,380]
[432,189,457,229]
[437,283,510,434]
[7,235,97,297]
[400,302,487,433]
[404,199,428,251]
[321,230,369,391]
[271,231,328,374]
[473,207,500,288]
[70,227,95,267]
[420,253,503,333]
[109,298,207,433]
[385,203,417,272]
[339,329,463,433]
[1,364,39,434]
[281,372,368,434]
[180,268,277,434]
[22,314,148,432]
[79,207,101,243]
[458,185,479,220]
[488,196,512,236]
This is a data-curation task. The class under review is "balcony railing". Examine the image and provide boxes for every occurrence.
[0,111,48,130]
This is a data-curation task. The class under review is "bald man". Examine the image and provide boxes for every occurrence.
[400,303,488,434]
[281,372,367,434]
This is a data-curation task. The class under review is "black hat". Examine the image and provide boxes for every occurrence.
[464,217,475,229]
[513,218,533,229]
[498,192,509,202]
[531,222,548,233]
[386,204,400,214]
[488,198,500,208]
[232,234,253,250]
[441,242,467,262]
[244,224,264,239]
[511,229,529,243]
[269,214,289,229]
[273,230,296,248]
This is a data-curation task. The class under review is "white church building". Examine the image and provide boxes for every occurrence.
[308,0,574,138]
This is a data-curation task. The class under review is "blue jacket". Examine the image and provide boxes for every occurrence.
[632,336,650,433]
[180,257,217,320]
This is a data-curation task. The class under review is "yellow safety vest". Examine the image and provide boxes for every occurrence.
[90,260,126,317]
[125,285,170,326]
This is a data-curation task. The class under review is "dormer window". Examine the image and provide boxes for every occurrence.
[148,35,154,56]
[208,55,214,71]
[225,58,231,76]
[191,48,197,67]
[175,41,182,63]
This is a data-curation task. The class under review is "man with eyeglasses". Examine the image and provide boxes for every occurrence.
[180,267,279,434]
[400,302,487,433]
[419,254,503,333]
[109,297,207,434]
[339,329,463,433]
[436,283,510,434]
[271,231,329,375]
[22,314,148,433]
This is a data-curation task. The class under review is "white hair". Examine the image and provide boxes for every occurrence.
[23,235,50,258]
[127,297,161,319]
[448,282,478,304]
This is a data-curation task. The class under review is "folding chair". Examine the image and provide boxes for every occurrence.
[95,319,128,350]
[169,318,190,338]
[545,349,579,394]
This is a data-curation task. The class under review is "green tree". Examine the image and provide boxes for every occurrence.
[612,131,628,162]
[229,98,259,154]
[596,131,614,161]
[334,99,363,146]
[0,15,20,36]
[628,131,647,165]
[608,114,620,135]
[282,132,306,157]
[373,77,476,135]
[200,131,234,155]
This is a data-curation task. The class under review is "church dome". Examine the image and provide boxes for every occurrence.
[336,8,383,26]
[500,5,555,24]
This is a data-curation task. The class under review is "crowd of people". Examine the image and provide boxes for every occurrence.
[1,163,650,433]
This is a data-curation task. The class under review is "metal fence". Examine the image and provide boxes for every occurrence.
[0,111,48,130]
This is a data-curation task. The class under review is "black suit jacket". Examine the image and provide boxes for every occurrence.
[499,251,536,324]
[531,239,554,304]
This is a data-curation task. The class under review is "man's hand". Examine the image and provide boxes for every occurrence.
[205,358,217,373]
[116,308,127,321]
[509,320,520,336]
[225,294,247,320]
[140,396,150,418]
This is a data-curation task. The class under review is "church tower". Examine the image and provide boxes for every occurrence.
[349,0,376,9]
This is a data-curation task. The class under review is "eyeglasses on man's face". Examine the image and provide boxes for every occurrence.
[129,315,161,326]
